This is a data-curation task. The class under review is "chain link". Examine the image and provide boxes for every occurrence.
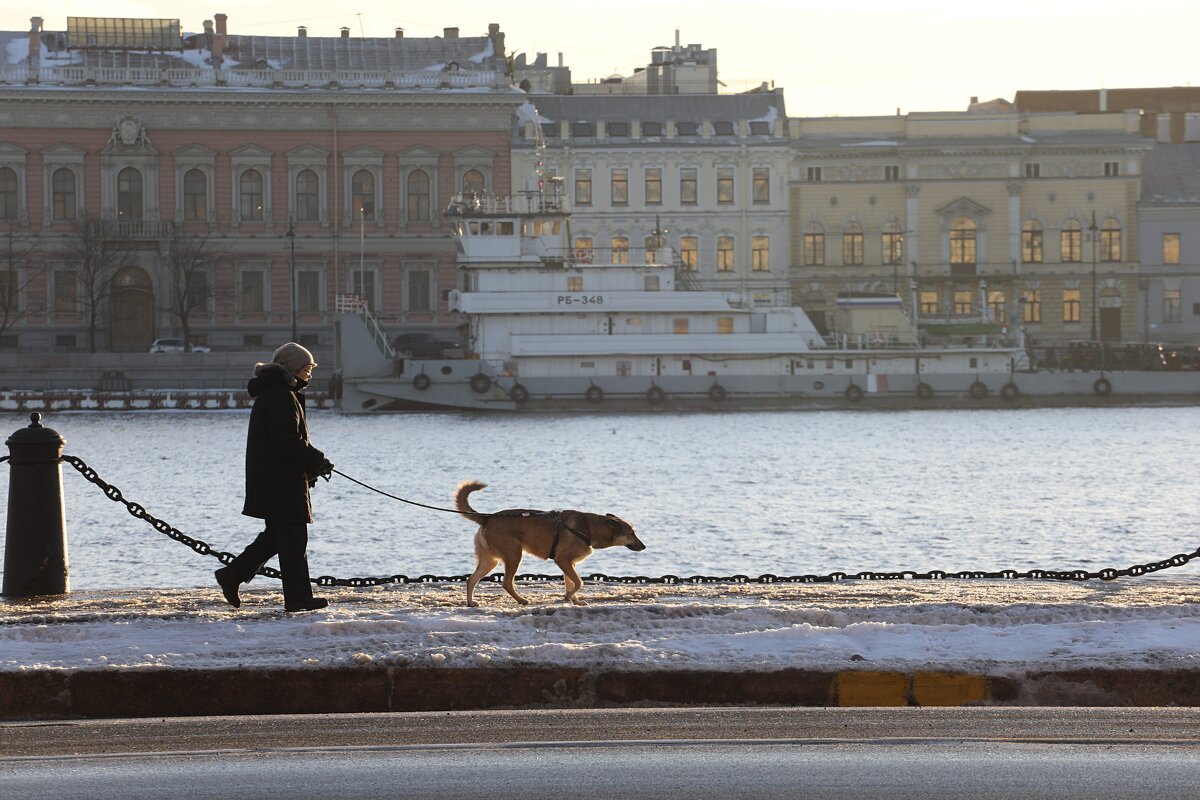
[53,453,1200,588]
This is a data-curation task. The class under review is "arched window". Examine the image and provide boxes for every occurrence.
[716,235,735,272]
[239,169,264,221]
[295,169,319,222]
[1060,219,1082,262]
[950,216,976,265]
[842,221,863,266]
[117,167,143,221]
[406,169,430,222]
[351,169,374,221]
[52,168,76,221]
[183,169,207,222]
[1022,219,1043,263]
[611,235,630,264]
[462,169,485,194]
[680,236,699,270]
[1101,218,1121,262]
[752,235,769,272]
[882,221,904,266]
[0,167,16,221]
[803,222,824,266]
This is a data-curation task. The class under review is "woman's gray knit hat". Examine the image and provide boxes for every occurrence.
[272,342,317,373]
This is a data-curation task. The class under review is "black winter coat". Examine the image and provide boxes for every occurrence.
[242,363,328,523]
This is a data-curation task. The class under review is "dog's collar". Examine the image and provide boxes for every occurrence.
[547,510,591,560]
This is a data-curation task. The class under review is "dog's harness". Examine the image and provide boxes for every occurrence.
[521,510,592,560]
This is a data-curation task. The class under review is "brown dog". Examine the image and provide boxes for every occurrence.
[455,481,645,607]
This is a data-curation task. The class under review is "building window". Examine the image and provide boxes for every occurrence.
[574,237,594,263]
[1063,288,1081,323]
[680,168,698,205]
[673,318,689,334]
[676,122,699,136]
[574,168,592,206]
[1104,161,1120,176]
[920,291,939,315]
[240,269,265,313]
[117,167,143,221]
[1164,289,1182,322]
[541,122,559,139]
[749,120,770,135]
[950,216,976,265]
[1023,289,1041,323]
[1022,219,1044,263]
[407,269,431,312]
[752,236,769,272]
[611,236,629,264]
[1163,233,1181,265]
[718,317,733,333]
[842,222,864,266]
[607,121,630,137]
[295,169,320,222]
[0,167,17,220]
[239,169,264,221]
[884,165,901,181]
[1061,219,1082,262]
[804,223,825,266]
[462,169,485,194]
[641,121,663,137]
[52,168,76,221]
[988,290,1006,322]
[1025,163,1041,178]
[1100,218,1121,262]
[717,235,735,272]
[713,121,735,136]
[611,168,628,206]
[567,276,583,292]
[717,167,734,204]
[882,222,904,265]
[680,236,698,270]
[182,169,206,222]
[351,169,375,221]
[53,270,77,312]
[570,121,594,138]
[807,166,822,182]
[954,290,973,315]
[644,168,662,205]
[297,269,322,312]
[645,235,660,264]
[406,170,430,222]
[752,167,769,204]
[186,271,210,312]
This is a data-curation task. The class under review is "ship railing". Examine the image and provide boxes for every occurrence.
[336,294,394,359]
[552,245,679,268]
[444,192,566,217]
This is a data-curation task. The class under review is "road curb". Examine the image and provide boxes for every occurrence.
[3,667,1199,719]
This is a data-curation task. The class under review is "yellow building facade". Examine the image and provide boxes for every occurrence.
[789,110,1152,345]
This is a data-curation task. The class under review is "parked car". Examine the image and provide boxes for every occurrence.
[149,338,211,353]
[391,333,457,358]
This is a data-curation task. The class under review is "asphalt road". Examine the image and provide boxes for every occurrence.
[3,708,1199,800]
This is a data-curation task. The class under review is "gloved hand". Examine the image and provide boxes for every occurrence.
[318,458,334,480]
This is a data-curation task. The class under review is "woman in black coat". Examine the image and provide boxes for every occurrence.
[216,343,333,612]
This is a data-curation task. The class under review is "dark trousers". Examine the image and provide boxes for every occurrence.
[226,519,314,605]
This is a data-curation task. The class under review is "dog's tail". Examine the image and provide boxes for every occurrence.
[454,481,489,524]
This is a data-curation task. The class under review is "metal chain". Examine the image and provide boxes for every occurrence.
[54,453,1200,587]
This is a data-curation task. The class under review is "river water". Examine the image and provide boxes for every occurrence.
[1,407,1198,590]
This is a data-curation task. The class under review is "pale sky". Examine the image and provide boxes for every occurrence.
[3,0,1198,117]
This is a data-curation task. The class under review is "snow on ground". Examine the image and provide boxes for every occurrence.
[1,579,1198,675]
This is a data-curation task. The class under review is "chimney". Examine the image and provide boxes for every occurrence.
[28,16,42,66]
[488,23,499,35]
[341,27,350,38]
[298,25,307,38]
[214,13,227,36]
[970,95,979,105]
[203,19,213,35]
[443,27,459,39]
[394,27,404,38]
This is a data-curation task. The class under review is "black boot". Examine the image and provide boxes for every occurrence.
[285,597,329,613]
[215,567,241,608]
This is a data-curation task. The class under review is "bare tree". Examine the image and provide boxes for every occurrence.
[161,229,226,350]
[60,217,138,353]
[0,223,41,339]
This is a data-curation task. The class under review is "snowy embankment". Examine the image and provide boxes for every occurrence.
[2,579,1198,676]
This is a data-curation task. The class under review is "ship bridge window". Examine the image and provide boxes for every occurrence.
[626,317,641,326]
[645,276,660,291]
[718,317,733,334]
[479,222,492,234]
[469,222,479,234]
[673,318,689,334]
[498,221,514,235]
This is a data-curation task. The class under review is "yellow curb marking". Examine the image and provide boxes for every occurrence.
[837,671,908,706]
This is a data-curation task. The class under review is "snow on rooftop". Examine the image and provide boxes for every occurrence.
[2,579,1197,675]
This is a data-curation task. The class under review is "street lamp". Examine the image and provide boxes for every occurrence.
[286,217,297,342]
[1089,210,1098,342]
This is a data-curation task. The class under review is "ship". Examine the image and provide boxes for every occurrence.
[334,191,1200,412]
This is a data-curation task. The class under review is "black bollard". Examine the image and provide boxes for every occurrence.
[3,413,69,597]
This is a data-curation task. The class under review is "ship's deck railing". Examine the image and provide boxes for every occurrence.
[336,294,394,359]
[444,192,566,218]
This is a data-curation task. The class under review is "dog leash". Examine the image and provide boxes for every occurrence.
[331,468,466,515]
